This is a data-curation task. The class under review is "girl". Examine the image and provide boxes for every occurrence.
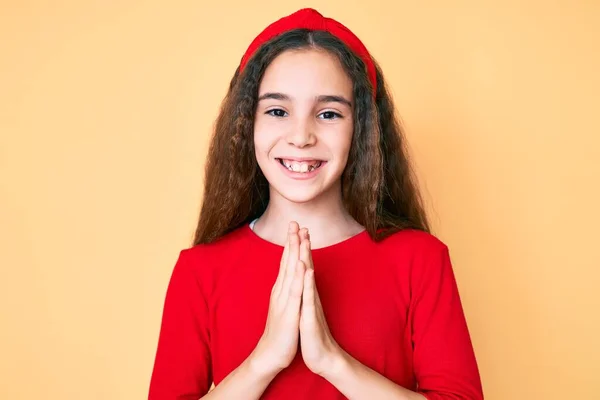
[149,8,483,400]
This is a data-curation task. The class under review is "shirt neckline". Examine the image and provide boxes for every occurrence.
[243,223,370,254]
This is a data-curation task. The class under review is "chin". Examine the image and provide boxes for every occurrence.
[273,185,326,204]
[268,175,342,205]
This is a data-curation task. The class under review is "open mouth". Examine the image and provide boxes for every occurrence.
[276,158,325,173]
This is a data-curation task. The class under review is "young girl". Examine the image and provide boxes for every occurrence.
[149,8,483,400]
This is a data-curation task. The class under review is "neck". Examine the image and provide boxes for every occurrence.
[253,182,364,249]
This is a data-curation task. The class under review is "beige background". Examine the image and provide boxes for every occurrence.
[1,1,599,399]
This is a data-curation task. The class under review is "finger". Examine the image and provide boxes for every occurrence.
[287,223,300,266]
[300,234,314,269]
[299,228,308,241]
[272,228,291,298]
[300,236,313,272]
[302,268,316,319]
[301,228,313,268]
[285,260,306,316]
[313,276,327,324]
[280,222,300,298]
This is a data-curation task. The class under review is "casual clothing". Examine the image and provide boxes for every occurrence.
[149,224,483,399]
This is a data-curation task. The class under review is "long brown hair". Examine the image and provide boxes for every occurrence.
[193,29,430,245]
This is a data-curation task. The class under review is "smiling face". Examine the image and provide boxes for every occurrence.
[253,48,354,204]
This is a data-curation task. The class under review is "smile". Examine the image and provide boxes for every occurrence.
[275,158,327,179]
[277,158,323,173]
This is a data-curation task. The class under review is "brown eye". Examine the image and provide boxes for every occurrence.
[267,109,288,118]
[319,111,342,120]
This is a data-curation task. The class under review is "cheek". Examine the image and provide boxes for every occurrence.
[253,121,278,159]
[330,128,353,163]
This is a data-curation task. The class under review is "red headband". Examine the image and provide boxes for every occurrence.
[239,8,377,97]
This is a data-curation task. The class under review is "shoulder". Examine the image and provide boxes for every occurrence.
[372,229,454,283]
[167,225,252,297]
[376,228,448,255]
[176,225,251,272]
[184,225,249,255]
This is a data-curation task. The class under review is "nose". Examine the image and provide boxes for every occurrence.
[286,118,316,148]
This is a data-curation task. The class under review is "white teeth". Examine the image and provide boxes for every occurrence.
[280,159,322,173]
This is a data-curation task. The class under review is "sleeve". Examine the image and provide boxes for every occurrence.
[148,248,213,399]
[410,245,484,400]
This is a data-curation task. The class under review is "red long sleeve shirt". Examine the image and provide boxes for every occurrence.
[149,225,483,399]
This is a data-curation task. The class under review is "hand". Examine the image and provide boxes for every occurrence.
[298,229,344,376]
[250,221,306,376]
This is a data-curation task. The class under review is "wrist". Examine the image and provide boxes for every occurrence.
[246,349,284,381]
[318,346,352,381]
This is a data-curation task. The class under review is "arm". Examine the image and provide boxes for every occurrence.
[319,350,425,400]
[148,248,280,400]
[199,355,279,400]
[409,245,484,399]
[149,249,213,399]
[150,222,307,399]
[205,223,309,399]
[322,245,484,400]
[297,232,424,400]
[299,233,483,399]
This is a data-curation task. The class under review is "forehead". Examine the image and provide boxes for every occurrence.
[258,48,353,98]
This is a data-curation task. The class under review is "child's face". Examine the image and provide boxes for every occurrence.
[253,48,354,204]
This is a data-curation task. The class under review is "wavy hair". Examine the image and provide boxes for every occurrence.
[193,29,429,245]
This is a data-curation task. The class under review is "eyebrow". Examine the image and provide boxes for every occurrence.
[257,92,353,108]
[316,95,352,108]
[258,92,290,102]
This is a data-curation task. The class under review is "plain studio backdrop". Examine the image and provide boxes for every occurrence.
[1,1,599,399]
